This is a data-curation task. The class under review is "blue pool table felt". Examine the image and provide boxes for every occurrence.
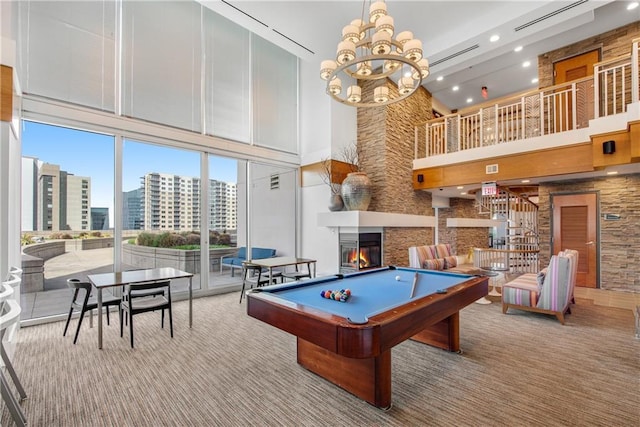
[260,267,473,324]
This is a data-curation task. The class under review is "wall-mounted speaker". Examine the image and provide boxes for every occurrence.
[417,174,424,183]
[603,140,615,155]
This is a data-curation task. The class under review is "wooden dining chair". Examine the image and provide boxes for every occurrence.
[119,280,172,348]
[63,278,121,344]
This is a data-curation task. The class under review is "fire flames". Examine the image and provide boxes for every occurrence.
[348,249,370,269]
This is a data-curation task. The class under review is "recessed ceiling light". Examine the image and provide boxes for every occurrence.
[531,77,539,84]
[522,61,531,68]
[460,192,467,195]
[436,76,444,81]
[607,171,619,175]
[457,186,464,189]
[489,34,500,42]
[627,2,639,11]
[452,86,459,91]
[514,46,523,52]
[521,180,530,183]
[466,98,473,103]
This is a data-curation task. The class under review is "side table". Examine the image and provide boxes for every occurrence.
[481,266,509,297]
[474,270,498,304]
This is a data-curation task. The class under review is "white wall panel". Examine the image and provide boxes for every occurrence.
[204,10,251,143]
[19,1,116,111]
[122,1,202,132]
[249,162,296,257]
[251,35,297,153]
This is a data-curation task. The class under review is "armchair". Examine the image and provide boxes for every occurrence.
[502,251,577,324]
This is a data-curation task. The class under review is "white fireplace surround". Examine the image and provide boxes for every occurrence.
[318,211,503,229]
[317,211,436,228]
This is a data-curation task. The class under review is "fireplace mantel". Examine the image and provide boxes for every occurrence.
[318,211,436,228]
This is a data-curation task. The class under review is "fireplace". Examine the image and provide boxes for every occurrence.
[339,232,382,273]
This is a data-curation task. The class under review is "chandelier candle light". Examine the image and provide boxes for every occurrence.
[320,1,429,107]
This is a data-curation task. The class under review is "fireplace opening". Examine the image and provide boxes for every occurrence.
[339,233,382,273]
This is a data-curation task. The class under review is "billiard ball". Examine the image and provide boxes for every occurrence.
[395,275,401,281]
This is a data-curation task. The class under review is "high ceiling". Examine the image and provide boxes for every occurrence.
[203,1,639,111]
[201,1,640,199]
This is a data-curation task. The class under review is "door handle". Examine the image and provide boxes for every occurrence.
[586,241,594,245]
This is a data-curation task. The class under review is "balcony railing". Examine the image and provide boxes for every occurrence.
[415,39,639,159]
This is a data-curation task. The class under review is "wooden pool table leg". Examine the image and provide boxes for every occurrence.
[411,312,460,352]
[296,338,392,409]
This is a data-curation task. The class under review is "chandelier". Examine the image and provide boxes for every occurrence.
[320,1,429,108]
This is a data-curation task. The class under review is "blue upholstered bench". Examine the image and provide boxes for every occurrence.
[220,247,276,277]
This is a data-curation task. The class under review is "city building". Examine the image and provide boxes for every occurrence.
[90,207,109,231]
[20,157,90,232]
[141,172,200,231]
[209,179,236,232]
[122,188,143,231]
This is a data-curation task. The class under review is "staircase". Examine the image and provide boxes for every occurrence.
[475,186,540,274]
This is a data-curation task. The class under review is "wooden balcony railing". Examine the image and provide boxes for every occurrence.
[415,39,639,159]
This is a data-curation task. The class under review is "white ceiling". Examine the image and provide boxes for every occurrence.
[202,1,640,199]
[203,0,639,111]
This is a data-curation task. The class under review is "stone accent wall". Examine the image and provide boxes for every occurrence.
[383,227,433,267]
[538,22,640,88]
[438,198,490,259]
[537,174,640,292]
[358,80,434,265]
[356,81,491,266]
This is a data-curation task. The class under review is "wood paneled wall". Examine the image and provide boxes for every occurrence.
[630,120,640,161]
[592,129,631,168]
[300,159,354,188]
[413,142,595,189]
[0,65,13,123]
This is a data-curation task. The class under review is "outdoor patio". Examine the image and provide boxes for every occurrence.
[19,247,243,322]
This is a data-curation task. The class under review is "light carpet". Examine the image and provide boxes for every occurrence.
[2,292,639,426]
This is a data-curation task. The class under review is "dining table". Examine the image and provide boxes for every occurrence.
[245,256,317,282]
[87,267,193,349]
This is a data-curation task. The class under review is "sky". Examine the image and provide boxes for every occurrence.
[21,120,239,225]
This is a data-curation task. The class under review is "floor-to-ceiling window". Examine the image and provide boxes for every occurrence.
[207,155,245,289]
[122,139,202,295]
[15,0,302,323]
[20,121,115,320]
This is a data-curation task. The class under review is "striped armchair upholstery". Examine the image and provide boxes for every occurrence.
[559,249,579,304]
[502,253,575,324]
[409,244,460,270]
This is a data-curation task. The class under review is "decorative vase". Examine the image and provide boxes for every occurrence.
[328,194,344,212]
[340,172,372,211]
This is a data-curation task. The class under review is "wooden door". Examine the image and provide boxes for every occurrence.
[553,49,599,132]
[552,193,597,288]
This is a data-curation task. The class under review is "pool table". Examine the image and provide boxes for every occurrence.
[246,266,488,409]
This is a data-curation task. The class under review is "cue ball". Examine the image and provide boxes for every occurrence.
[395,275,401,281]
